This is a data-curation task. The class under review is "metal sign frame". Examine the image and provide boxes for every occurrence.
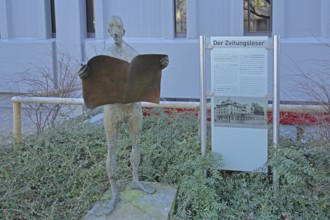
[199,35,280,181]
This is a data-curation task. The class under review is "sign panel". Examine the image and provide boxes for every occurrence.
[211,36,268,172]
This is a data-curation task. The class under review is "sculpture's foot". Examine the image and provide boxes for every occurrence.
[96,193,120,216]
[130,181,156,194]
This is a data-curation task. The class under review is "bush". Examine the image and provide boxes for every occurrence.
[1,109,329,219]
[0,119,108,219]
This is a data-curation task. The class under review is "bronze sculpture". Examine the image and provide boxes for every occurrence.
[78,16,168,215]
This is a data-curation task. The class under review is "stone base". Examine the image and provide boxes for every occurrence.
[83,182,177,220]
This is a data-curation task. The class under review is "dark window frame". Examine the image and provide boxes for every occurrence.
[86,0,95,38]
[51,0,56,38]
[244,0,272,36]
[175,0,186,38]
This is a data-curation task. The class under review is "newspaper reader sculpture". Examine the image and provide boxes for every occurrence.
[77,16,168,216]
[78,54,168,109]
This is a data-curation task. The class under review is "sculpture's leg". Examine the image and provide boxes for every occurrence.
[128,106,156,194]
[101,106,121,215]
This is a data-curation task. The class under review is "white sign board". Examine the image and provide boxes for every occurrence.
[211,36,268,172]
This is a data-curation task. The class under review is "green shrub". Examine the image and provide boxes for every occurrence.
[0,120,108,219]
[1,109,329,219]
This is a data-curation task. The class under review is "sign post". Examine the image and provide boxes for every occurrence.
[199,36,207,157]
[273,35,280,191]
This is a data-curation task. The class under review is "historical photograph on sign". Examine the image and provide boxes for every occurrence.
[213,96,267,128]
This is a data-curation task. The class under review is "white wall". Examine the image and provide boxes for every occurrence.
[279,40,330,101]
[321,0,330,38]
[106,0,163,38]
[0,0,329,103]
[285,0,321,38]
[3,0,50,39]
[0,0,55,92]
[0,40,55,92]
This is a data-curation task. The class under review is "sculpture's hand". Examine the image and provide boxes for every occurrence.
[77,64,89,79]
[160,56,169,69]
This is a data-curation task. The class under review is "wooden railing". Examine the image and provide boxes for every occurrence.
[11,96,199,143]
[11,96,329,143]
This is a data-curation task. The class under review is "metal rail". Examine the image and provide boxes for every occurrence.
[11,96,201,143]
[11,96,328,143]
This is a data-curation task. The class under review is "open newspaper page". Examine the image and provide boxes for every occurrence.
[80,54,166,109]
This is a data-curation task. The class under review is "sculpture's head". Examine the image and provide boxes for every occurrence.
[108,16,125,45]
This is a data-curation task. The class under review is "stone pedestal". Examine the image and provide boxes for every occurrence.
[83,182,177,220]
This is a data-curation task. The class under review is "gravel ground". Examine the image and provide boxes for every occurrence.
[1,106,16,137]
[1,107,35,137]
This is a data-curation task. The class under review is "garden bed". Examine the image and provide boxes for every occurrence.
[1,109,329,219]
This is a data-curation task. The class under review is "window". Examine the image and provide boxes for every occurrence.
[175,0,186,37]
[51,0,56,37]
[244,0,272,35]
[86,0,95,37]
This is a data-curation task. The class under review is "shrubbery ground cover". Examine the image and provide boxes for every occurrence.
[1,109,329,219]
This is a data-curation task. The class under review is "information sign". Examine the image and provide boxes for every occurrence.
[211,36,268,172]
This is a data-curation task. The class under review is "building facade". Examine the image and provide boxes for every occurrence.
[0,0,329,103]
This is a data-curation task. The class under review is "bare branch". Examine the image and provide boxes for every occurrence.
[13,50,81,133]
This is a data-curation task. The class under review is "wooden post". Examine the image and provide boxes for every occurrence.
[13,101,22,143]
